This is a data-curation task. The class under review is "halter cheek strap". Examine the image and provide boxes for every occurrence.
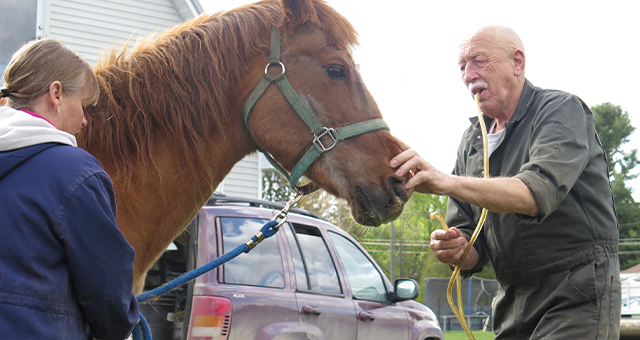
[244,26,389,191]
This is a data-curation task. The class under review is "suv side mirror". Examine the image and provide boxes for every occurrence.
[392,278,419,302]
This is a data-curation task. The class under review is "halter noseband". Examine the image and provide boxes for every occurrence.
[243,26,389,192]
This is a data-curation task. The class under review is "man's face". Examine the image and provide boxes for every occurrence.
[458,34,519,119]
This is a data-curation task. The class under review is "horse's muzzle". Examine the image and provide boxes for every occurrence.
[352,175,411,226]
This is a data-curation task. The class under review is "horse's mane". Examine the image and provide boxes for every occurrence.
[79,0,358,182]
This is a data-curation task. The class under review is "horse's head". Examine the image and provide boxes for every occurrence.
[244,0,412,226]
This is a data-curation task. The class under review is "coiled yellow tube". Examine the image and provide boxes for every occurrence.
[429,93,489,340]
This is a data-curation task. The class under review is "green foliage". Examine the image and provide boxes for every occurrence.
[592,102,640,269]
[593,103,636,174]
[444,330,495,340]
[262,169,297,202]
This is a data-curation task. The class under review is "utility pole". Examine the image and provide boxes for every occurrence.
[399,220,403,278]
[390,221,395,282]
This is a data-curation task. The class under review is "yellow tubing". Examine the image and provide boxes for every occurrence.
[429,93,489,340]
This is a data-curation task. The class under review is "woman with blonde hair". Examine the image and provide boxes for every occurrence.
[0,39,138,340]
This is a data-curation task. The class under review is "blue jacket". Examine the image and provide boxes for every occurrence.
[0,108,138,339]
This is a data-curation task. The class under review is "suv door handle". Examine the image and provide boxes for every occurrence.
[301,305,322,315]
[357,311,375,321]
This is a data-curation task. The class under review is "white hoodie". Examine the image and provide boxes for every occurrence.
[0,106,77,151]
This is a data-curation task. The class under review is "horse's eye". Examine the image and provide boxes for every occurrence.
[326,66,347,81]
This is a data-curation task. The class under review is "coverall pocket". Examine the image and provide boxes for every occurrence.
[566,259,599,303]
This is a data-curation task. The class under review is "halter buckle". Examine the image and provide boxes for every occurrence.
[313,127,337,152]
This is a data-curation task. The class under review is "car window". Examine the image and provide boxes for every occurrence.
[328,231,388,301]
[284,224,309,290]
[220,217,284,288]
[285,223,342,295]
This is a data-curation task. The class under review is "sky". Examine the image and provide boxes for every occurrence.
[199,0,640,201]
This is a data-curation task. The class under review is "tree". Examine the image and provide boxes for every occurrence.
[394,193,454,280]
[261,169,296,202]
[592,102,640,269]
[261,170,359,231]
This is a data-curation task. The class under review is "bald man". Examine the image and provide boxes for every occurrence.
[391,26,620,339]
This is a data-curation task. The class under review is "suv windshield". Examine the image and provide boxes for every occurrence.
[329,231,388,301]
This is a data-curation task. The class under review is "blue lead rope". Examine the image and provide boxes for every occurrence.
[133,220,279,340]
[87,220,280,340]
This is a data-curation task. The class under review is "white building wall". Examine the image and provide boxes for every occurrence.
[215,154,262,199]
[40,0,189,66]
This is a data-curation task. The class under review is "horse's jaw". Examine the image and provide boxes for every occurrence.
[351,176,412,227]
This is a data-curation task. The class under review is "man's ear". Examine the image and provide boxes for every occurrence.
[48,81,62,113]
[513,49,525,76]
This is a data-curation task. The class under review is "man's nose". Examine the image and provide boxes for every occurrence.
[462,64,478,84]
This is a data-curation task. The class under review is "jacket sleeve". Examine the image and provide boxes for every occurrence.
[514,94,592,223]
[56,172,139,340]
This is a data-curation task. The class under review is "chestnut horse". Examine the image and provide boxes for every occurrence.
[78,0,411,293]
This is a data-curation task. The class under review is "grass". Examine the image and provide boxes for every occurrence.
[443,330,495,340]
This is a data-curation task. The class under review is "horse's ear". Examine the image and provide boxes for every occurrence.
[279,0,319,26]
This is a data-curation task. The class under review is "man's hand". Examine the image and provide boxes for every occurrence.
[389,136,450,195]
[390,136,539,216]
[430,227,479,270]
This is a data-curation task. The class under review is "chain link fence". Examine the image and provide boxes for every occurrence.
[424,277,499,332]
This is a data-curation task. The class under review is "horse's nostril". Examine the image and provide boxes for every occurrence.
[388,176,410,203]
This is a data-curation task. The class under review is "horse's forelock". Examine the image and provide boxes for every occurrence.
[312,0,359,47]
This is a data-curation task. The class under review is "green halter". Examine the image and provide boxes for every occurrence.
[244,26,389,191]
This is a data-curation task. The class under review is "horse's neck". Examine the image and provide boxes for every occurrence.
[112,125,252,288]
[94,45,267,292]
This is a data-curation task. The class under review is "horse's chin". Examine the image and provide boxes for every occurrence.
[351,177,412,227]
[352,189,382,226]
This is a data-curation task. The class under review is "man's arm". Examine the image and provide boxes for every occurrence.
[390,136,539,216]
[446,176,539,216]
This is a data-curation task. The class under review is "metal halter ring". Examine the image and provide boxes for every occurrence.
[264,61,285,76]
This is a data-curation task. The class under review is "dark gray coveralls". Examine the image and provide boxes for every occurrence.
[446,79,621,339]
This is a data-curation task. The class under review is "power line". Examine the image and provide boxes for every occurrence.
[367,249,425,254]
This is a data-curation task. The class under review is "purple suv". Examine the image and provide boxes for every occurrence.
[142,194,444,340]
